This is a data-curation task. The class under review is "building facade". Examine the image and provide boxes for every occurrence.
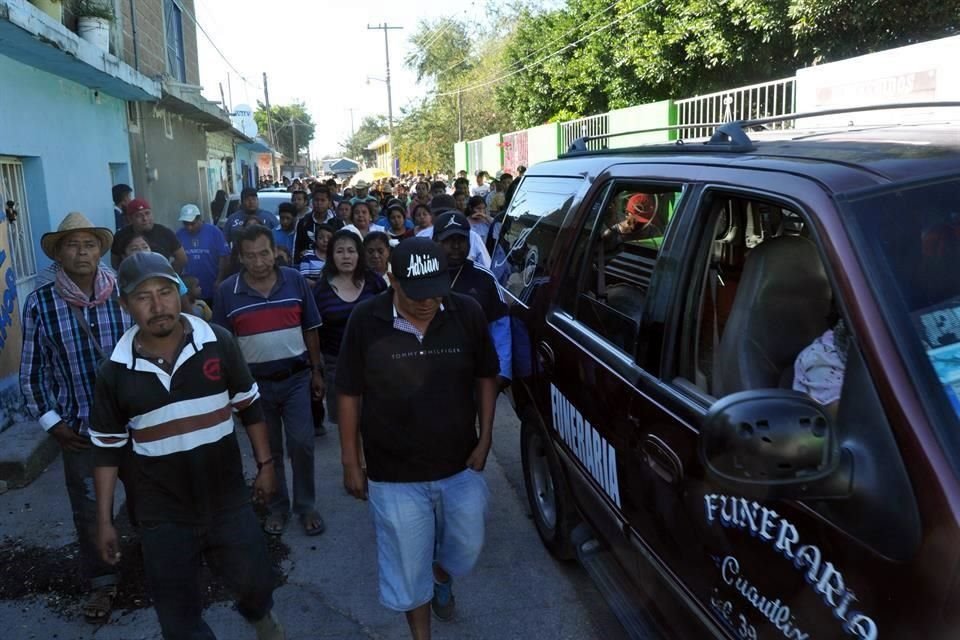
[0,0,160,428]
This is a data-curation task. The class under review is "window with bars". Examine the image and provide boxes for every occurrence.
[163,0,187,82]
[0,158,38,284]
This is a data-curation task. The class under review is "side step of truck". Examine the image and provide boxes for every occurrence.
[572,524,665,640]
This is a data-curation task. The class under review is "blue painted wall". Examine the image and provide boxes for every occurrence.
[0,53,132,430]
[0,53,132,278]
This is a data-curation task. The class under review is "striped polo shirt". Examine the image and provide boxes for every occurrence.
[213,266,322,379]
[90,315,266,524]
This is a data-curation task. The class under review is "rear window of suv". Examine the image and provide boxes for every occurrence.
[843,175,960,456]
[491,176,584,299]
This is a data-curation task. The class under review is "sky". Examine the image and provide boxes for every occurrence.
[194,0,489,161]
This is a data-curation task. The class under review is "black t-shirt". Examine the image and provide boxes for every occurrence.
[91,320,265,524]
[111,223,182,268]
[450,260,508,323]
[336,291,499,482]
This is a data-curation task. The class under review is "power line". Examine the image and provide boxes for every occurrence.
[419,16,457,51]
[172,0,261,93]
[438,0,623,79]
[435,0,656,97]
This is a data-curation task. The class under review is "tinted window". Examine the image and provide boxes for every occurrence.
[844,176,960,436]
[491,176,583,299]
[560,183,684,354]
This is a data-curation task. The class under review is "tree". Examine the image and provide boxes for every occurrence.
[495,0,959,128]
[341,116,389,164]
[254,102,315,163]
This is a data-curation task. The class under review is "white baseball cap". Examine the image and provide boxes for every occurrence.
[178,204,201,222]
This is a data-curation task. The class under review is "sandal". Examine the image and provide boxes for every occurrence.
[300,510,326,536]
[82,584,117,623]
[263,512,289,536]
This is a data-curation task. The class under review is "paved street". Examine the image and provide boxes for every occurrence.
[0,397,625,640]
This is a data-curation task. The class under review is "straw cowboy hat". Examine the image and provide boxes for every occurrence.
[40,212,114,260]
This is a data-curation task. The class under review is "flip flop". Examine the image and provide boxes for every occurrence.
[263,512,288,536]
[82,584,117,623]
[300,510,326,536]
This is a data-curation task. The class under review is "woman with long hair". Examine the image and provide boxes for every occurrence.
[313,229,387,432]
[412,203,433,236]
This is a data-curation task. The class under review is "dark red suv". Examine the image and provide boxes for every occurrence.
[493,113,960,639]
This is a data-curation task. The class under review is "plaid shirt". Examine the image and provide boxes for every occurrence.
[20,281,131,435]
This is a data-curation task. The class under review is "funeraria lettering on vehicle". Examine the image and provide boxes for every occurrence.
[550,384,621,508]
[704,494,878,640]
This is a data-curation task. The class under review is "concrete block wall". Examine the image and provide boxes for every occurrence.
[527,123,560,167]
[120,0,199,84]
[607,100,677,148]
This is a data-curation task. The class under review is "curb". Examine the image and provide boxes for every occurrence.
[0,420,60,488]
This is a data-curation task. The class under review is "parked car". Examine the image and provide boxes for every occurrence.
[498,106,960,640]
[223,191,292,220]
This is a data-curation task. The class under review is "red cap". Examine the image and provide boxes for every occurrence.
[127,198,151,215]
[625,193,656,224]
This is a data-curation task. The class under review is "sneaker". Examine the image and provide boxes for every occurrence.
[431,578,455,621]
[251,611,285,640]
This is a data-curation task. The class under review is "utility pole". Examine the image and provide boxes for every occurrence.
[368,23,402,175]
[263,71,279,179]
[346,108,357,136]
[291,118,297,169]
[219,82,228,114]
[457,89,464,142]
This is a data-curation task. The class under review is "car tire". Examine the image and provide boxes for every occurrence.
[521,416,577,560]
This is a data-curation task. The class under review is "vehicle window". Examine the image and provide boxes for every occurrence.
[560,183,684,354]
[843,176,960,437]
[675,192,835,402]
[491,176,583,299]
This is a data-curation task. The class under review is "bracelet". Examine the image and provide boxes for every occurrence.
[313,365,325,376]
[256,457,274,471]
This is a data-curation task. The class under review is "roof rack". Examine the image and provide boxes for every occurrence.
[563,101,960,156]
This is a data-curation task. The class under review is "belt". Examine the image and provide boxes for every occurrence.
[255,361,310,382]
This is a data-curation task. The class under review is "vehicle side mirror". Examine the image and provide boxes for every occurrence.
[699,390,851,500]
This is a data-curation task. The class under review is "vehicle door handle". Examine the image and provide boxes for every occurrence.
[640,435,683,485]
[537,340,555,375]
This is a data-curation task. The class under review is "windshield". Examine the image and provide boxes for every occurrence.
[845,176,960,436]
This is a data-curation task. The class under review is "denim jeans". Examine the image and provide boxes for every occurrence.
[368,469,490,611]
[62,442,136,590]
[257,368,316,516]
[140,504,276,640]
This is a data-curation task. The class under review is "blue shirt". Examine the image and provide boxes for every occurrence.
[176,223,230,299]
[273,228,296,255]
[212,267,321,379]
[224,209,280,242]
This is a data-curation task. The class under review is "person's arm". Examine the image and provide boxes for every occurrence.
[464,296,500,470]
[467,377,497,471]
[335,308,367,499]
[338,393,366,499]
[89,363,132,564]
[489,316,512,388]
[218,327,276,501]
[94,465,120,565]
[171,247,188,273]
[304,329,325,399]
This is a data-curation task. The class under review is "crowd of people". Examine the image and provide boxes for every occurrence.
[19,167,523,640]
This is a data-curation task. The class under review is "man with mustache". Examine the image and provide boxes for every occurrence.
[20,212,135,624]
[90,251,285,639]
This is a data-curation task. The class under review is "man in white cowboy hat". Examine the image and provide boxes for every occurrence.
[19,212,135,624]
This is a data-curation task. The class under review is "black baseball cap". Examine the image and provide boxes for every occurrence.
[118,251,182,295]
[432,211,471,241]
[389,237,450,300]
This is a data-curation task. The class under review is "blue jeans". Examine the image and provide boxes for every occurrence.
[140,504,276,639]
[368,469,490,611]
[257,369,316,516]
[62,442,136,590]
